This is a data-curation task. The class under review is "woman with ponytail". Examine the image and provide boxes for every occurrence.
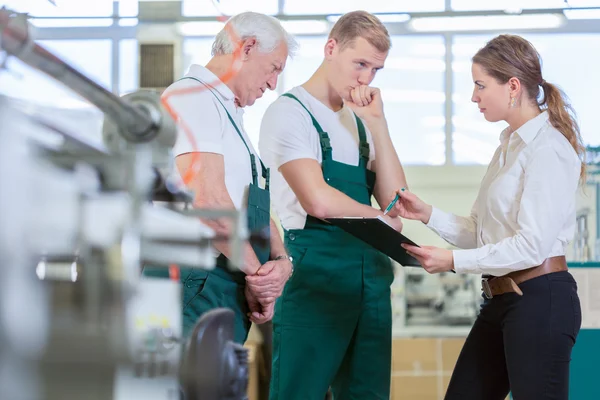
[391,35,583,399]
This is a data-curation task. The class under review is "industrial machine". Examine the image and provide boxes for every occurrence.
[0,7,254,400]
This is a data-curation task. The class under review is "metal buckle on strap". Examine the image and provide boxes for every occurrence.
[360,142,370,159]
[482,278,493,299]
[319,134,331,150]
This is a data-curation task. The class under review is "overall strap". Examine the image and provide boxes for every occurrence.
[354,115,370,167]
[282,93,332,161]
[179,77,269,189]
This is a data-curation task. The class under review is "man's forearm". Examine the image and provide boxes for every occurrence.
[269,218,287,258]
[195,197,262,276]
[365,118,408,214]
[311,184,384,219]
[213,241,262,276]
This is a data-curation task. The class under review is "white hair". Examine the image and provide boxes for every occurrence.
[212,12,298,58]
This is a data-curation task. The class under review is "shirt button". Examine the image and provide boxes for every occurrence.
[289,233,296,241]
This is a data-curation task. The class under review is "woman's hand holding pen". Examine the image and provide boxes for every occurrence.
[392,188,433,224]
[390,188,453,273]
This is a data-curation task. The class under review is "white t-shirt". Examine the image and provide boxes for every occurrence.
[259,86,376,231]
[167,64,264,210]
[165,65,264,257]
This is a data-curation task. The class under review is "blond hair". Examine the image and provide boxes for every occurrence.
[328,11,391,53]
[473,34,586,181]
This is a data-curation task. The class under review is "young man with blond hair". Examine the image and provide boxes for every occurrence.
[259,11,407,399]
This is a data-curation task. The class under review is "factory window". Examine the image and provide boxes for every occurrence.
[183,38,215,69]
[379,35,447,165]
[245,90,279,149]
[283,0,445,14]
[280,36,325,93]
[0,39,112,108]
[182,0,278,17]
[119,39,139,95]
[452,33,600,165]
[524,33,600,147]
[451,34,503,165]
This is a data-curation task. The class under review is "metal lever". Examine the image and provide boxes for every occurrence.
[0,7,159,144]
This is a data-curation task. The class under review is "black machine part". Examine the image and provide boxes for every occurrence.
[180,308,249,400]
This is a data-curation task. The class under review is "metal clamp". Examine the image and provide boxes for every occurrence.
[482,277,493,299]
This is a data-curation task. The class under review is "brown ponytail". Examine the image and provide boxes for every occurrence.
[473,35,586,182]
[540,80,586,180]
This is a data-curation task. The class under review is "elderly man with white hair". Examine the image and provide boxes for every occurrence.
[148,12,298,344]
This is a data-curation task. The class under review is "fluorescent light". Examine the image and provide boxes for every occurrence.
[409,14,565,32]
[176,21,225,36]
[564,9,600,20]
[281,20,329,34]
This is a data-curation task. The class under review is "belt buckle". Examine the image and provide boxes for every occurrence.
[482,278,493,299]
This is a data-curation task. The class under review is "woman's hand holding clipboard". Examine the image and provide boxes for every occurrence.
[389,188,455,274]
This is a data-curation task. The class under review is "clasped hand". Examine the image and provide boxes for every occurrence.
[244,258,293,323]
[344,85,385,121]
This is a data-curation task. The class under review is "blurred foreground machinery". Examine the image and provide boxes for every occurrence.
[0,7,256,400]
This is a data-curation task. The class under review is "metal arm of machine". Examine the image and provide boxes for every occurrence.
[0,7,159,144]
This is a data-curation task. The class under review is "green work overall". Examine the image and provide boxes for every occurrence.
[269,94,394,399]
[143,77,271,344]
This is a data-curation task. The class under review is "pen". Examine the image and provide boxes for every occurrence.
[383,193,400,216]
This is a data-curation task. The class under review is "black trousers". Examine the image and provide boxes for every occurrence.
[445,271,581,400]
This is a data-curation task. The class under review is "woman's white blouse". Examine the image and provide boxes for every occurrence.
[426,111,582,276]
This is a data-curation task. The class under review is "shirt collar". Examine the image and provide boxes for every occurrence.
[498,110,549,145]
[515,111,549,144]
[185,64,237,104]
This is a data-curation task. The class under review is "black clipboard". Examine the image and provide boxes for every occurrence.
[325,217,422,267]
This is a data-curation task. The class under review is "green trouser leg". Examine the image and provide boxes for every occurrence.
[330,248,393,399]
[269,234,393,400]
[180,265,251,344]
[142,264,251,344]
